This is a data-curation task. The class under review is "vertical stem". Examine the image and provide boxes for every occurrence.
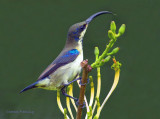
[69,83,78,112]
[92,67,101,114]
[100,69,120,111]
[96,67,101,98]
[57,90,70,119]
[76,62,89,119]
[77,80,89,113]
[89,76,95,107]
[66,86,74,119]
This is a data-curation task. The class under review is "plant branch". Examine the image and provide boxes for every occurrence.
[76,80,89,112]
[76,60,90,119]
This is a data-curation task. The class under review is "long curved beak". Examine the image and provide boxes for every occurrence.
[86,11,112,24]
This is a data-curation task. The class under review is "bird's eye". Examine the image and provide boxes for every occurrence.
[80,26,84,30]
[80,24,86,30]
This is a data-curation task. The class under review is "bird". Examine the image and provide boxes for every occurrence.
[20,11,112,100]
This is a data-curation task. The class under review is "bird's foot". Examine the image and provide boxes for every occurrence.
[61,86,78,100]
[79,78,89,86]
[63,77,81,87]
[75,99,86,108]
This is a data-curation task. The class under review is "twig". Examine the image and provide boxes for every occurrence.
[76,60,90,119]
[77,80,89,113]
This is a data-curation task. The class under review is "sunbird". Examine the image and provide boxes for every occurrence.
[20,11,112,100]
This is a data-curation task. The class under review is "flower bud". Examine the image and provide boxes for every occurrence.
[118,24,126,36]
[104,56,111,63]
[110,21,116,33]
[108,30,115,39]
[94,47,99,56]
[107,47,120,55]
[112,47,119,54]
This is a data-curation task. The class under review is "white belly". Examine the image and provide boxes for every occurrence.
[46,53,83,90]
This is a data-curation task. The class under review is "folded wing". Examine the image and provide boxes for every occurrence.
[38,49,79,80]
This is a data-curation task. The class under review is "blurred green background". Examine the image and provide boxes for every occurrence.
[0,0,160,119]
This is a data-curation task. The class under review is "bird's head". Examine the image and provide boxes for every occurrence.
[67,21,88,42]
[66,11,112,48]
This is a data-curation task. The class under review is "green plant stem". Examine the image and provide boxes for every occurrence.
[92,67,101,115]
[57,90,70,119]
[66,86,74,119]
[69,83,77,112]
[91,38,117,68]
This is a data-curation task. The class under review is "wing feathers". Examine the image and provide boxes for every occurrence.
[38,49,79,80]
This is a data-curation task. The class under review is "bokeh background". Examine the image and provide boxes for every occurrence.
[0,0,160,119]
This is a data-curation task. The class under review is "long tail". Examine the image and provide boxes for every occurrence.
[19,81,38,93]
